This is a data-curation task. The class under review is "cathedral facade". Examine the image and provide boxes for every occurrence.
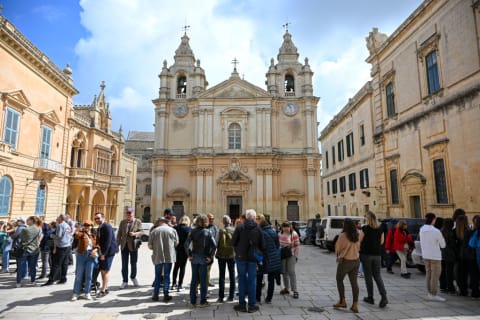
[151,31,321,222]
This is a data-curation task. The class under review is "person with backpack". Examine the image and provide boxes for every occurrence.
[216,215,235,303]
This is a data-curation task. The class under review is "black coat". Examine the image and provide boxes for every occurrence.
[97,222,118,257]
[231,219,265,263]
[261,225,281,273]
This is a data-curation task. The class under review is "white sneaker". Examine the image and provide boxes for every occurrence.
[120,282,128,289]
[426,293,434,300]
[132,278,139,287]
[16,283,21,288]
[71,294,79,301]
[433,295,446,302]
[84,293,92,300]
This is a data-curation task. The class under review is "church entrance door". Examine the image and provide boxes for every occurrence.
[227,196,242,222]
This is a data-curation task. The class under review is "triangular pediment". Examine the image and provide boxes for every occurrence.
[1,89,31,112]
[198,77,270,99]
[40,110,62,127]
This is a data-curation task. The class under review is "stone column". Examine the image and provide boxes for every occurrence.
[256,109,262,147]
[265,109,272,148]
[256,168,264,211]
[155,110,167,151]
[205,168,213,212]
[265,168,273,216]
[152,166,165,220]
[196,169,204,213]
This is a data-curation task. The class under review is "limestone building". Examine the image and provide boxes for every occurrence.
[0,15,76,220]
[151,31,321,222]
[321,0,480,219]
[0,14,135,224]
[66,82,136,226]
[320,82,376,217]
[125,131,154,222]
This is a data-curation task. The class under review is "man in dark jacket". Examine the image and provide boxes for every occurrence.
[95,212,118,297]
[231,209,265,313]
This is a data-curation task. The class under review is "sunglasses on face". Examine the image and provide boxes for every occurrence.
[94,217,101,221]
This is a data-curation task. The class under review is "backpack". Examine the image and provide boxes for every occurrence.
[216,228,234,258]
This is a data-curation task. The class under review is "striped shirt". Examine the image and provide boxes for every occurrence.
[278,231,300,257]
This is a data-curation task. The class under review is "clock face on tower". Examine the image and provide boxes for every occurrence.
[173,104,188,117]
[283,102,298,116]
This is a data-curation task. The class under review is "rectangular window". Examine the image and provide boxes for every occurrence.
[433,159,448,204]
[327,204,331,216]
[386,82,396,117]
[326,181,330,195]
[360,168,369,189]
[390,169,399,204]
[346,133,354,157]
[359,124,365,146]
[332,179,338,194]
[325,151,329,169]
[4,108,20,150]
[348,173,356,191]
[339,176,346,193]
[426,50,441,94]
[40,126,52,159]
[96,150,112,175]
[332,146,335,165]
[145,184,151,195]
[337,140,344,162]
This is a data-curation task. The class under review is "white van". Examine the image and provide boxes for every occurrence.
[316,216,363,251]
[140,222,154,241]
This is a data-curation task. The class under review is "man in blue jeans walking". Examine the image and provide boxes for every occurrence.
[231,209,265,313]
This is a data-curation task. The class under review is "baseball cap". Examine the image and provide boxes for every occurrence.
[17,216,26,223]
[126,207,134,213]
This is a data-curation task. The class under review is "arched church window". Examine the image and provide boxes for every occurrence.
[228,123,241,150]
[284,75,295,95]
[177,76,187,94]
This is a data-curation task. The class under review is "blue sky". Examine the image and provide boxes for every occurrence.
[2,0,422,136]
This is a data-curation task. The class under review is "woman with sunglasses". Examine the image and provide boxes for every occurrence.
[71,220,99,301]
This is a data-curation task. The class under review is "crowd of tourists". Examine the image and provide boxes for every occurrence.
[334,208,480,314]
[1,207,479,314]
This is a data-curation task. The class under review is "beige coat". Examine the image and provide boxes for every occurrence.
[148,224,178,264]
[117,218,142,251]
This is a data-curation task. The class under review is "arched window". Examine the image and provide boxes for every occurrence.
[177,76,187,94]
[34,182,46,215]
[0,176,12,216]
[228,123,241,149]
[284,75,295,94]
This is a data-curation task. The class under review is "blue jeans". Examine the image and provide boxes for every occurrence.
[73,251,98,295]
[154,263,172,296]
[121,247,138,283]
[2,239,12,270]
[218,257,235,299]
[237,261,257,307]
[189,262,208,304]
[17,251,39,284]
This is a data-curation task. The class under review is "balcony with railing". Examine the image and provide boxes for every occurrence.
[0,141,13,160]
[34,158,64,173]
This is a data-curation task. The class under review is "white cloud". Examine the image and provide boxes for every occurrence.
[109,86,145,110]
[70,0,421,134]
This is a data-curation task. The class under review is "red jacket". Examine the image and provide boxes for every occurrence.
[392,228,412,251]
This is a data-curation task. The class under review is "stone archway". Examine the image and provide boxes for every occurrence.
[401,170,426,218]
[92,190,106,218]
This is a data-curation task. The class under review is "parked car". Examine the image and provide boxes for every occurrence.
[290,221,307,243]
[141,222,154,241]
[304,218,322,245]
[315,216,364,251]
[411,239,426,273]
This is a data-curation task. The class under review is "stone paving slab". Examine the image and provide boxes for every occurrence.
[1,244,480,319]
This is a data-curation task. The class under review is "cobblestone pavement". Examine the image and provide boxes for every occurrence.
[1,244,480,320]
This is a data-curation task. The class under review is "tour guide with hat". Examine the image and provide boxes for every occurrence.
[117,207,143,289]
[71,220,98,301]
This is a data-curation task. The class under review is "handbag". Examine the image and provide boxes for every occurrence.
[280,246,292,259]
[134,238,142,250]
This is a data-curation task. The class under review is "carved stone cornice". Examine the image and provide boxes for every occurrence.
[304,167,317,176]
